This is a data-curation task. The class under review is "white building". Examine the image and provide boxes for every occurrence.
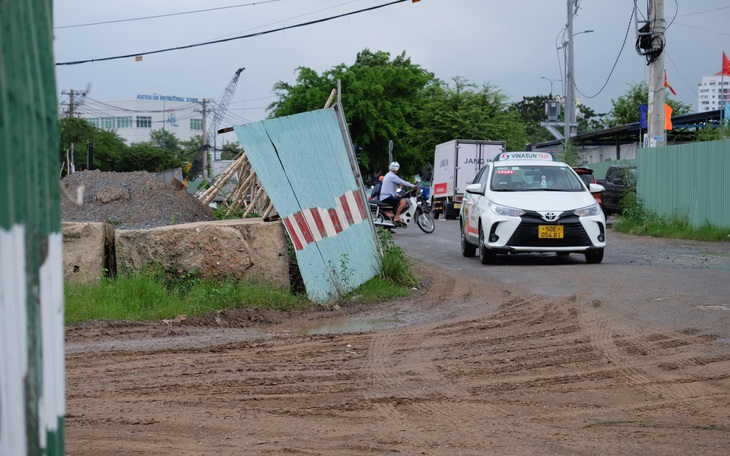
[74,94,205,144]
[697,74,730,112]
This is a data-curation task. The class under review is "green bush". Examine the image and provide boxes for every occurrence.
[377,229,419,287]
[614,194,730,241]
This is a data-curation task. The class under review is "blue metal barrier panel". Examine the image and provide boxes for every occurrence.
[234,108,379,302]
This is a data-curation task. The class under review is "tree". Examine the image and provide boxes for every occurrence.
[220,141,243,160]
[269,49,437,176]
[576,104,609,133]
[179,135,205,179]
[412,78,528,159]
[509,95,554,144]
[115,142,181,172]
[92,128,128,171]
[607,81,691,127]
[59,117,127,172]
[148,128,181,157]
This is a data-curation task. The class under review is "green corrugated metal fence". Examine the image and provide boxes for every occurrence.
[637,140,730,228]
[1,0,65,454]
[587,140,730,228]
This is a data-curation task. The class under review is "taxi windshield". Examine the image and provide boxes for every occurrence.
[491,164,584,192]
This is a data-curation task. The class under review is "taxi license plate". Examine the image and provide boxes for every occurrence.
[453,203,462,209]
[538,225,563,239]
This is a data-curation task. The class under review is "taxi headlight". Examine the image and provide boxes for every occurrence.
[574,203,602,217]
[488,201,525,217]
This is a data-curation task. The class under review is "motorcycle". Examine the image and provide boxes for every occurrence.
[370,185,435,233]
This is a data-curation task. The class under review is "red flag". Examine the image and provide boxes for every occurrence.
[664,104,673,131]
[723,52,730,76]
[663,70,677,96]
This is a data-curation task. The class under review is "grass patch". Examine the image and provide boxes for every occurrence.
[613,193,730,242]
[65,267,308,324]
[65,228,419,323]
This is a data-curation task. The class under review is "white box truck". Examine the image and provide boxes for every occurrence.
[431,139,506,219]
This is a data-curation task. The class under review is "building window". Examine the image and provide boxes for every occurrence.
[102,117,115,130]
[87,117,100,128]
[116,116,132,128]
[136,116,152,128]
[190,118,203,130]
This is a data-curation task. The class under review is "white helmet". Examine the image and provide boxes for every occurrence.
[389,161,400,172]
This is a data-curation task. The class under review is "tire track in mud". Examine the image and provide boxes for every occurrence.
[65,243,730,455]
[576,300,730,423]
[361,268,514,449]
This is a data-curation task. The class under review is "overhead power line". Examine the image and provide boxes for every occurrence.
[56,0,409,66]
[574,7,634,99]
[54,0,284,29]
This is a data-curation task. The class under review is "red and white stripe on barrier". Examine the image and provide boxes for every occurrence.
[283,190,369,251]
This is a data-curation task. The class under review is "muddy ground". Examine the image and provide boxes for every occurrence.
[65,238,730,456]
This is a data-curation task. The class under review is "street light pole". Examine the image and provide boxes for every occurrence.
[540,76,562,98]
[561,22,594,143]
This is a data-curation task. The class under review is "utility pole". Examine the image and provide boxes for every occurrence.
[563,0,575,144]
[201,98,208,180]
[60,89,84,117]
[647,0,666,147]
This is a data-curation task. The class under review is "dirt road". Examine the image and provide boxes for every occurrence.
[65,227,730,455]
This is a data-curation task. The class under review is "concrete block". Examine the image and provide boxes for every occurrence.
[62,222,110,283]
[115,219,289,289]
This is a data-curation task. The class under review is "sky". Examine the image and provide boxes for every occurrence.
[54,0,730,135]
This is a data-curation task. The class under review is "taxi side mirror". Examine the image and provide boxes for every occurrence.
[465,183,483,195]
[589,183,605,194]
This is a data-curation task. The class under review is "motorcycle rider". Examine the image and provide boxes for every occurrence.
[379,161,415,224]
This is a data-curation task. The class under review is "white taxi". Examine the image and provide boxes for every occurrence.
[460,152,606,264]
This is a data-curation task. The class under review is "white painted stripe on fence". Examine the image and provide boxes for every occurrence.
[333,197,348,229]
[345,191,363,224]
[39,233,65,446]
[0,225,29,456]
[318,208,338,238]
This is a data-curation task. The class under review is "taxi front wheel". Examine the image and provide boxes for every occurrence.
[478,225,496,265]
[585,248,604,264]
[461,224,476,257]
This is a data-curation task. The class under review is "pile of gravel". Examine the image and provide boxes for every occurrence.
[61,170,215,229]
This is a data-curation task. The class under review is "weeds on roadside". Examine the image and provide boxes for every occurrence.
[65,266,308,324]
[65,228,420,323]
[376,228,419,287]
[614,193,730,242]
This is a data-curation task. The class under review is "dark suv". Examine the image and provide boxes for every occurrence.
[599,165,636,216]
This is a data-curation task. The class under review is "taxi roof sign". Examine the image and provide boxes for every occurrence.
[495,152,554,161]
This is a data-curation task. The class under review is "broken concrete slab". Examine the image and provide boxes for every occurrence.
[114,219,289,289]
[62,222,110,283]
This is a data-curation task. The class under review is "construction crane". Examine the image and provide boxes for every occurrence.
[203,67,244,175]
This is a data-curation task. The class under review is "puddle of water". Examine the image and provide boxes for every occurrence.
[717,338,730,345]
[292,317,403,335]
